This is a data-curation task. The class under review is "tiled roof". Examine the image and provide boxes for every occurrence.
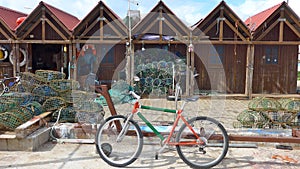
[0,6,27,30]
[42,1,80,31]
[245,3,282,31]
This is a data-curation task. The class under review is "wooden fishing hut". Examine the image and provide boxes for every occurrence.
[132,1,191,94]
[14,1,80,77]
[0,6,27,78]
[72,1,128,86]
[245,1,300,94]
[192,1,251,94]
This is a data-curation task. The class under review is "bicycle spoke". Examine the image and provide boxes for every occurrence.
[176,116,229,168]
[95,115,143,167]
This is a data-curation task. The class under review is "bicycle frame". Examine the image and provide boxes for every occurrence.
[127,100,205,146]
[0,76,20,96]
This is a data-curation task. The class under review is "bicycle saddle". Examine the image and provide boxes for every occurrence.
[184,95,200,102]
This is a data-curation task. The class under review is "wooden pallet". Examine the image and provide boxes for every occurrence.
[15,111,52,138]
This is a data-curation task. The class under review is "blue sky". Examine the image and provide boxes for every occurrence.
[0,0,299,26]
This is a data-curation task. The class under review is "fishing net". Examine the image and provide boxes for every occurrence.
[96,80,135,106]
[236,109,268,128]
[248,97,281,111]
[50,79,80,93]
[42,97,66,112]
[0,112,23,130]
[35,70,65,81]
[52,106,78,123]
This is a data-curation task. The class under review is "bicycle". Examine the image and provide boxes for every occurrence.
[0,74,21,96]
[95,90,229,168]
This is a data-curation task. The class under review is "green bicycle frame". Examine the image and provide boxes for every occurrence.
[136,105,177,141]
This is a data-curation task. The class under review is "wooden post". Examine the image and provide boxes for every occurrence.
[190,44,195,95]
[245,44,255,99]
[12,44,16,76]
[42,7,46,42]
[16,43,20,74]
[279,8,285,42]
[186,45,190,96]
[68,44,72,79]
[100,6,104,41]
[219,7,224,42]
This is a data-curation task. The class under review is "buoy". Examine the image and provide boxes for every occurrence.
[9,48,27,67]
[0,46,8,61]
[16,17,26,26]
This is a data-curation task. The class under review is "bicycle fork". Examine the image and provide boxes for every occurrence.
[116,114,134,142]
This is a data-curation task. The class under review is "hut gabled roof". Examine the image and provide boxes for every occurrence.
[0,6,27,31]
[244,3,281,32]
[132,0,190,41]
[42,2,80,31]
[245,1,300,41]
[192,1,251,41]
[15,1,80,41]
[73,1,128,41]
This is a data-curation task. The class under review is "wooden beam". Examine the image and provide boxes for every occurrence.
[12,44,16,76]
[74,39,126,44]
[15,112,52,139]
[16,43,20,74]
[42,8,46,41]
[203,20,217,34]
[223,8,251,37]
[0,20,16,39]
[219,8,224,41]
[186,46,190,95]
[104,19,124,37]
[285,20,300,38]
[79,19,99,39]
[194,40,251,45]
[163,18,183,37]
[20,19,41,40]
[17,40,71,44]
[0,40,14,43]
[103,8,128,35]
[159,7,163,41]
[45,19,68,40]
[245,45,254,98]
[252,41,300,45]
[224,19,247,41]
[284,8,300,28]
[165,12,190,35]
[193,8,221,35]
[229,135,300,143]
[279,9,285,42]
[256,20,279,41]
[132,12,156,34]
[139,19,158,37]
[0,27,12,40]
[100,6,104,41]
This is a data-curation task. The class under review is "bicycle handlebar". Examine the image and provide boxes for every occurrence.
[129,91,141,100]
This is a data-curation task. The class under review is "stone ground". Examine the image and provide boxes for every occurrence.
[0,98,300,169]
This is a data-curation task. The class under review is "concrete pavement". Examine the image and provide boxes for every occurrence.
[0,98,300,169]
[0,139,299,169]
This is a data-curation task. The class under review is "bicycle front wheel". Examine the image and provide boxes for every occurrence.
[176,116,229,169]
[0,82,5,96]
[95,115,143,167]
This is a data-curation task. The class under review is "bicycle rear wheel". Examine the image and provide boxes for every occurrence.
[95,115,143,167]
[176,116,229,168]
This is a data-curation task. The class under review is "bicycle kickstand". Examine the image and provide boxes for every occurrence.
[155,143,168,160]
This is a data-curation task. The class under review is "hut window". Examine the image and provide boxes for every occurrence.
[265,46,278,64]
[209,45,224,65]
[101,45,114,64]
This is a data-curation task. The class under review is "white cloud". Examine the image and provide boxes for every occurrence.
[230,0,300,21]
[0,0,299,25]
